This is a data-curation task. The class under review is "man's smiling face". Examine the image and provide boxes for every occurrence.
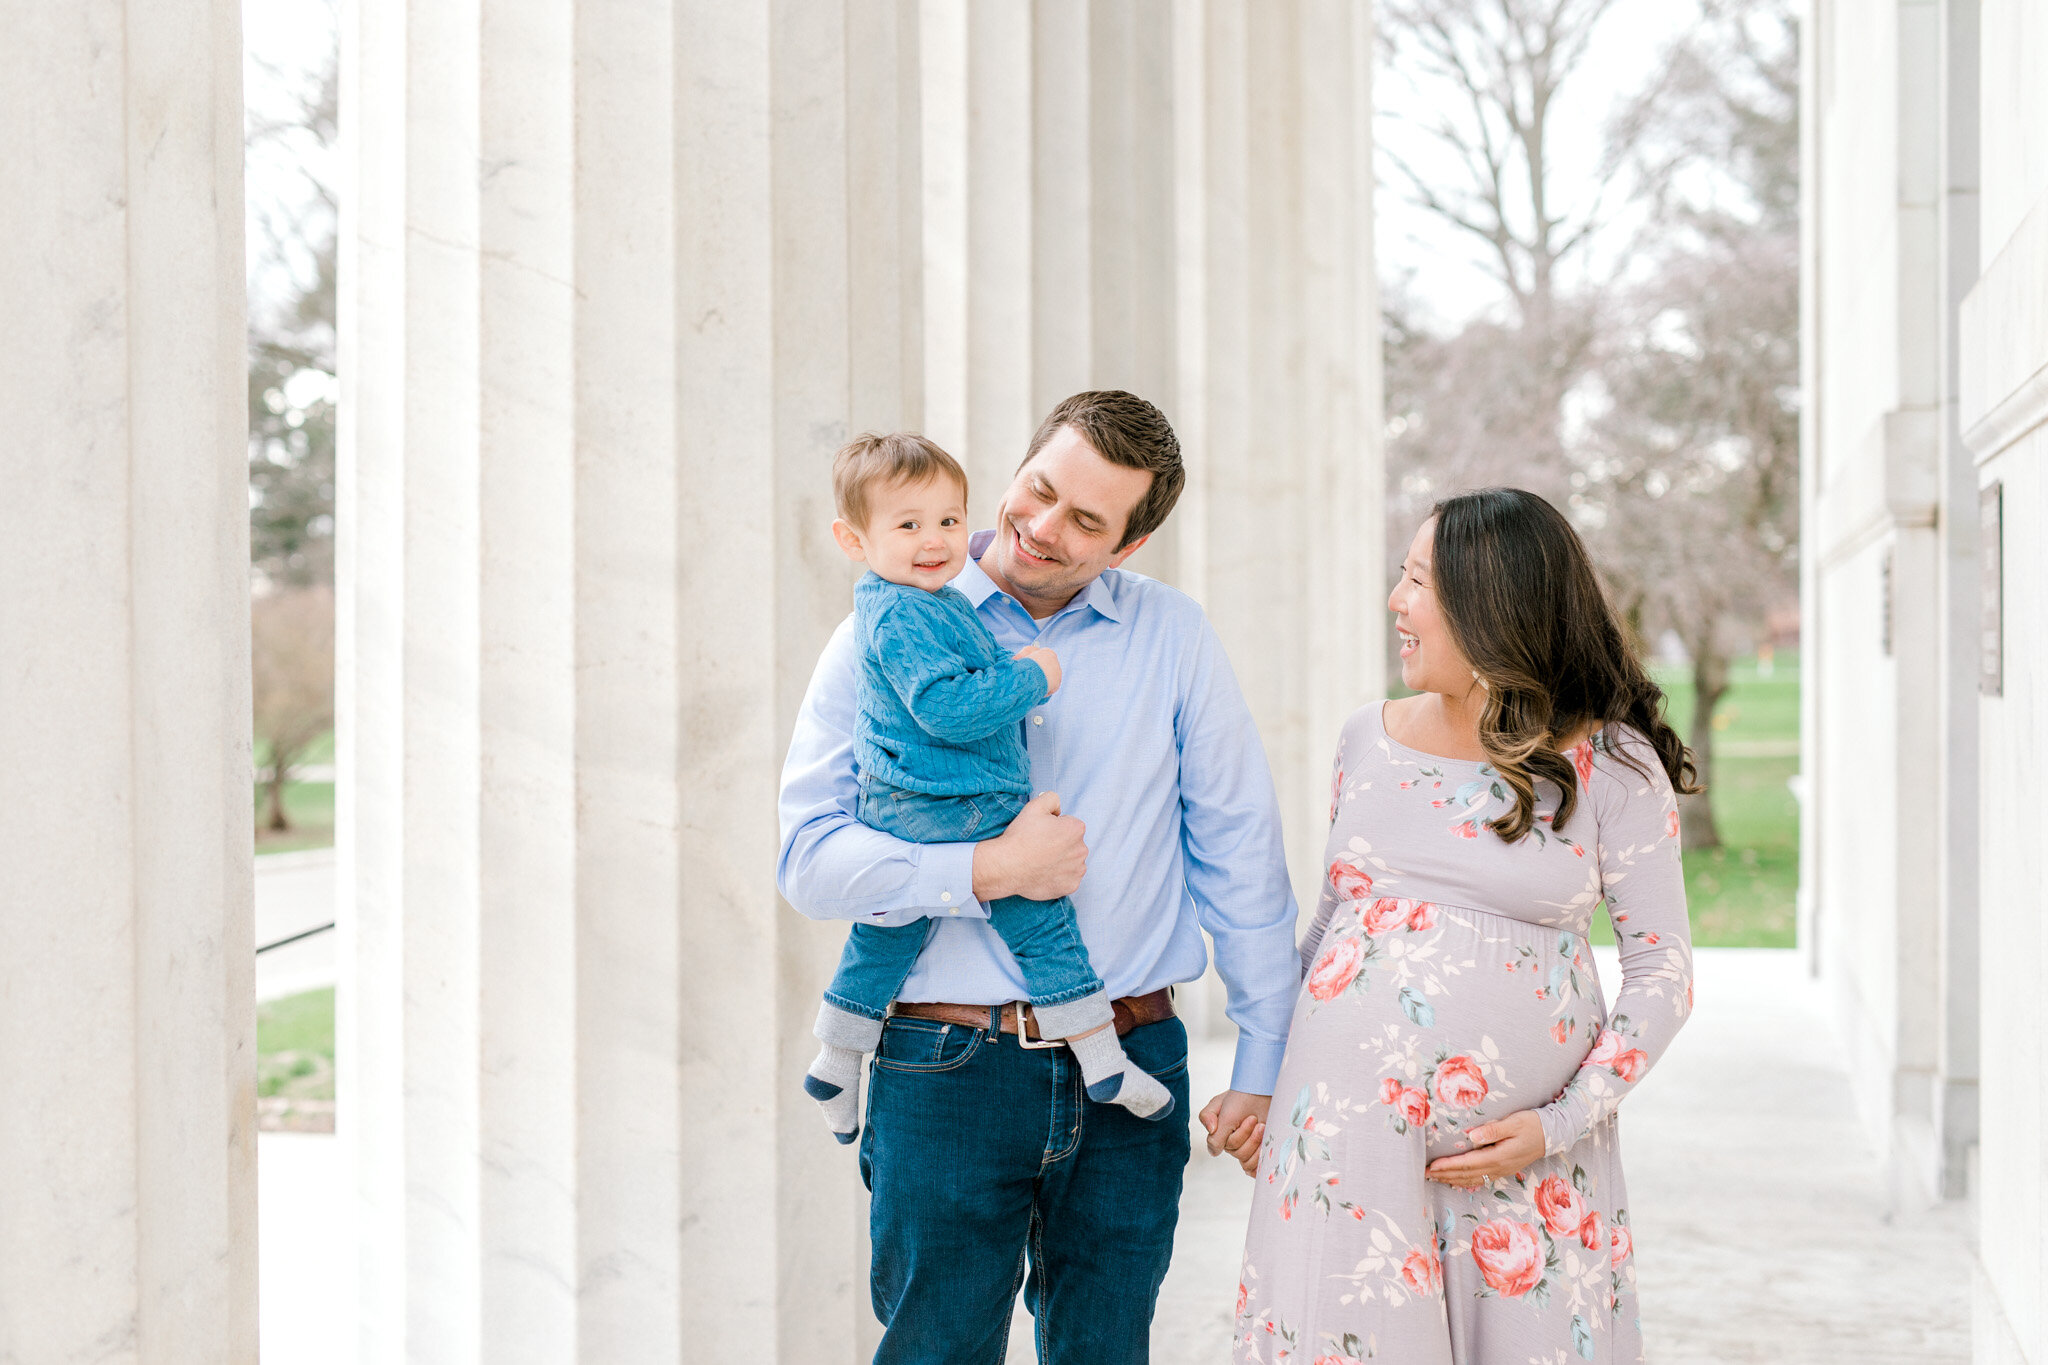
[984,424,1155,615]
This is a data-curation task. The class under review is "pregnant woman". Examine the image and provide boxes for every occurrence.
[1232,488,1696,1364]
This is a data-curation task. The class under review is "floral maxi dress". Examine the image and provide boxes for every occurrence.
[1234,702,1693,1365]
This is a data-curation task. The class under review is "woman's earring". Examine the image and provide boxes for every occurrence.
[1472,670,1489,691]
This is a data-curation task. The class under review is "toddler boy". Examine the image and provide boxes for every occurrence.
[802,431,1175,1141]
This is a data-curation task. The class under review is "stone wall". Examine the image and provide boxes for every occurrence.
[0,1,257,1360]
[1961,2,2048,1355]
[1809,1,2048,1358]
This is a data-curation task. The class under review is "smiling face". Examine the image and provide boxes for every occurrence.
[832,472,971,591]
[983,424,1155,615]
[1389,517,1478,696]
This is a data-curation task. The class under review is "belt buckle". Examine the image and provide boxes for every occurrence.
[1010,1002,1063,1049]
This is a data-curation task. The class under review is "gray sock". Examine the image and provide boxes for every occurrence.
[1067,1025,1175,1121]
[806,1004,884,1144]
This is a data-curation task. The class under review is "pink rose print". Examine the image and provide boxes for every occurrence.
[1571,740,1595,789]
[1237,1281,1248,1317]
[1451,820,1480,839]
[1579,1209,1604,1252]
[1666,808,1680,840]
[1611,1223,1634,1266]
[1643,932,1661,946]
[1611,1047,1649,1082]
[1395,1086,1432,1127]
[1378,1077,1404,1105]
[1432,1055,1488,1109]
[1399,1247,1443,1296]
[1469,1218,1543,1297]
[1330,767,1343,823]
[1550,1020,1569,1045]
[1328,859,1373,901]
[1406,901,1437,931]
[1362,897,1410,936]
[1307,936,1364,1001]
[1533,1175,1586,1239]
[1586,1029,1623,1068]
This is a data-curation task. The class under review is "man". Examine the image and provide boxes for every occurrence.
[777,390,1295,1360]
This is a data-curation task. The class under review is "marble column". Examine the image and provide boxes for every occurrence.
[1173,0,1382,909]
[340,2,919,1359]
[0,2,257,1362]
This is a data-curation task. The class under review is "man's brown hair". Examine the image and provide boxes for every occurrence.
[833,431,969,531]
[1021,391,1185,549]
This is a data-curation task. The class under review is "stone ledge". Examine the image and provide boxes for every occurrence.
[1961,192,2048,462]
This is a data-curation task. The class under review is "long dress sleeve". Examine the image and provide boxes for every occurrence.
[1296,739,1349,978]
[1534,734,1695,1157]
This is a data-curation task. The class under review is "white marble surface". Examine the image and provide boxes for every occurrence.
[0,0,255,1359]
[259,1134,346,1365]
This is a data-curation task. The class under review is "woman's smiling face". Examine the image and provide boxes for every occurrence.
[1388,517,1476,696]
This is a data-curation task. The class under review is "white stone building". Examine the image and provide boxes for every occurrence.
[1802,0,2048,1358]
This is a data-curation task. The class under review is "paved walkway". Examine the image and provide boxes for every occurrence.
[1011,948,1974,1362]
[259,949,1974,1362]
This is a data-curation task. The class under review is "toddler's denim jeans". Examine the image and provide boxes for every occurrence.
[822,776,1104,1021]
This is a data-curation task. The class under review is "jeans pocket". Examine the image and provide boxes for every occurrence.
[886,789,979,843]
[1119,1017,1190,1080]
[873,1017,985,1073]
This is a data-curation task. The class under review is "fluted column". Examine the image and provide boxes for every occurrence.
[1175,0,1382,907]
[0,2,256,1361]
[340,2,919,1359]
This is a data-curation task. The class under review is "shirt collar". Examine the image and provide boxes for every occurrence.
[955,529,1123,625]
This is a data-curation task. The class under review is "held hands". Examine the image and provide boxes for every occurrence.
[1199,1091,1271,1177]
[1423,1109,1546,1189]
[970,791,1087,902]
[1014,644,1061,695]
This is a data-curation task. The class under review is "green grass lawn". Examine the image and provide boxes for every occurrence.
[256,986,335,1130]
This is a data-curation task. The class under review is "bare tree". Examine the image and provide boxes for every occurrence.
[252,587,336,832]
[1588,0,1799,847]
[1378,0,1625,337]
[247,26,337,589]
[1376,0,1626,621]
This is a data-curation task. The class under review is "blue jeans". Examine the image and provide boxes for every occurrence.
[860,1012,1191,1362]
[822,780,1104,1021]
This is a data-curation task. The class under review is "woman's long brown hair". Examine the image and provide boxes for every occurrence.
[1430,488,1701,842]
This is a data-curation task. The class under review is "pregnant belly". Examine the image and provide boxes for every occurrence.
[1293,900,1608,1159]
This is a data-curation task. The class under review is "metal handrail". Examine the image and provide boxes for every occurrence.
[256,921,335,955]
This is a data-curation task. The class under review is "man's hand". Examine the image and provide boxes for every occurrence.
[971,791,1087,902]
[1199,1091,1271,1177]
[1424,1109,1545,1189]
[1015,644,1061,695]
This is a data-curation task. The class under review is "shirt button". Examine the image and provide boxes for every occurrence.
[940,891,953,903]
[949,907,960,915]
[1032,715,1044,725]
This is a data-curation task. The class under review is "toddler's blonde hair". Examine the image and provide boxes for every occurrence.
[833,431,968,531]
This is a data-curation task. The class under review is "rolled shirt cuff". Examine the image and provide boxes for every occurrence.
[1229,1034,1288,1096]
[909,840,987,923]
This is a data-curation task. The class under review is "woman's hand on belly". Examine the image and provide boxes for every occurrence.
[1423,1110,1544,1189]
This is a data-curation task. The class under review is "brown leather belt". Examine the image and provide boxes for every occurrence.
[891,988,1175,1045]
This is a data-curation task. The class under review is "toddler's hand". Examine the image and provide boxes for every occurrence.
[1016,645,1061,695]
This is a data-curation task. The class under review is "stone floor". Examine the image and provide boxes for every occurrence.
[1010,947,1975,1362]
[259,948,1974,1363]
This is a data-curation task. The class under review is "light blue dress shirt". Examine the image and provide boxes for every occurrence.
[777,531,1301,1093]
